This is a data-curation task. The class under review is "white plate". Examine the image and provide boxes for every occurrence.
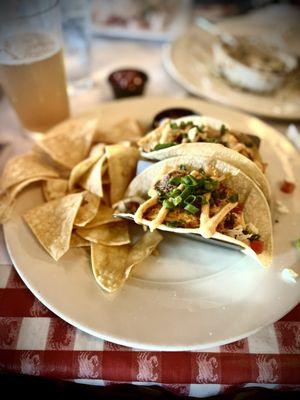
[4,97,300,351]
[163,27,300,120]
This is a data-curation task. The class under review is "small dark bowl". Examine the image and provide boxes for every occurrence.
[152,107,200,128]
[108,69,148,99]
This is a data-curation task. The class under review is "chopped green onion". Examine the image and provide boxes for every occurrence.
[180,121,186,128]
[184,203,199,214]
[198,124,205,132]
[294,238,300,249]
[173,196,182,206]
[181,175,192,185]
[184,195,196,205]
[166,221,183,228]
[229,193,239,203]
[179,164,187,171]
[181,175,198,186]
[204,180,213,191]
[168,176,181,186]
[153,142,177,151]
[180,187,191,199]
[170,122,178,129]
[170,188,181,197]
[163,199,174,209]
[200,195,208,205]
[220,124,227,135]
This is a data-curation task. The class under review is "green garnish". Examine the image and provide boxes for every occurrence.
[170,122,178,129]
[168,176,181,186]
[184,195,196,205]
[165,221,184,228]
[229,193,239,203]
[153,142,177,151]
[179,164,187,171]
[184,203,199,214]
[220,124,227,135]
[173,196,182,206]
[180,187,191,199]
[163,199,174,209]
[294,238,300,249]
[170,188,181,197]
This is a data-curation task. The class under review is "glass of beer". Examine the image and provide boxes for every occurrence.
[0,0,70,133]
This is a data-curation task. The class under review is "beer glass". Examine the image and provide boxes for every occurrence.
[0,0,70,132]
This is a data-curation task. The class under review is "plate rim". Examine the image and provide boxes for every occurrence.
[162,36,300,121]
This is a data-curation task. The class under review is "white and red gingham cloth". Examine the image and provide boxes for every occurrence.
[0,261,299,397]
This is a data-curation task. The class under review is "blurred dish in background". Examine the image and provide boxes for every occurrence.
[90,0,192,41]
[163,4,300,120]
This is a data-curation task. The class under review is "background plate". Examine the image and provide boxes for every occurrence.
[163,28,300,120]
[4,97,300,350]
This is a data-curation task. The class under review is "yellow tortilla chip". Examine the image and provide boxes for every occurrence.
[0,152,59,191]
[0,192,14,224]
[88,143,105,158]
[70,232,90,247]
[79,154,107,197]
[76,221,130,246]
[68,155,101,191]
[36,118,98,169]
[74,191,100,227]
[106,144,139,205]
[23,192,83,261]
[42,179,68,202]
[96,118,144,144]
[84,204,120,228]
[91,230,163,293]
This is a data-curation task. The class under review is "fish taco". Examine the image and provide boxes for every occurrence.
[118,155,273,267]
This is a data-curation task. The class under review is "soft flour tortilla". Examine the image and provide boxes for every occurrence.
[123,155,273,267]
[140,142,271,203]
[138,115,269,202]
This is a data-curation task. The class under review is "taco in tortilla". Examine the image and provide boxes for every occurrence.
[118,155,273,267]
[138,116,265,172]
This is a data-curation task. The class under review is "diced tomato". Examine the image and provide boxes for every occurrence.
[280,180,295,194]
[233,203,244,214]
[250,240,264,255]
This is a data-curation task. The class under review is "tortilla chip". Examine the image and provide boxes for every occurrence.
[76,221,130,246]
[0,192,14,224]
[96,118,144,144]
[102,185,111,206]
[84,204,119,228]
[105,144,139,205]
[0,152,59,191]
[42,179,68,202]
[70,232,90,247]
[36,118,98,169]
[88,143,105,158]
[91,230,163,292]
[69,155,100,191]
[74,191,100,227]
[79,154,107,197]
[23,192,83,261]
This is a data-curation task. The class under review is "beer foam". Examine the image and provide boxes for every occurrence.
[0,31,61,65]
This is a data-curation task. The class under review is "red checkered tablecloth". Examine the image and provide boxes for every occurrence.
[0,263,299,397]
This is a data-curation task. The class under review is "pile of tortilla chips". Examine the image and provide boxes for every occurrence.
[0,116,163,293]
